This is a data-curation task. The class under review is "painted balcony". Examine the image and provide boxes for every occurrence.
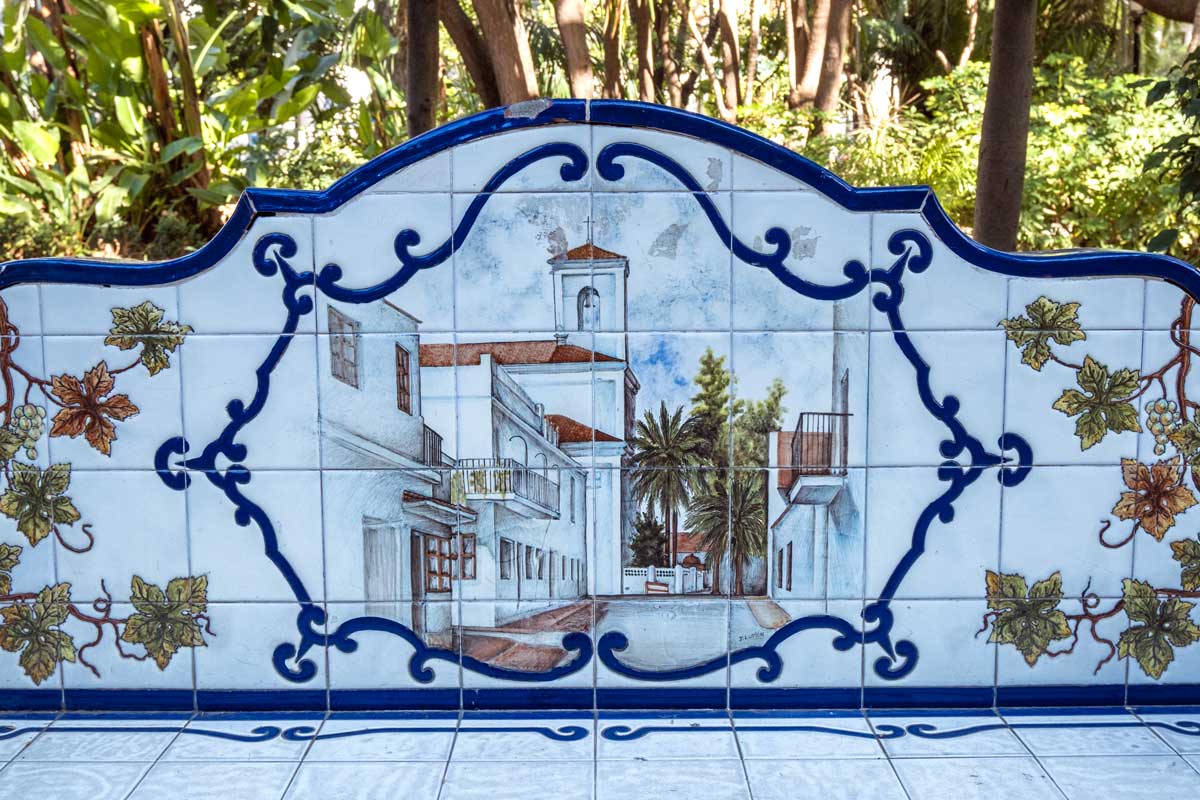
[453,457,561,519]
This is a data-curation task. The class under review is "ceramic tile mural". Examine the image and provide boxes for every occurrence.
[3,99,1200,713]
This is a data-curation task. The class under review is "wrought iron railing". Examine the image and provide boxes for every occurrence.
[421,424,444,467]
[454,458,560,514]
[790,412,851,477]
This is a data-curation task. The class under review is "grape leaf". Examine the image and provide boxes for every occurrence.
[0,463,81,546]
[104,302,191,376]
[1171,536,1200,591]
[0,543,20,595]
[121,575,209,669]
[1000,297,1086,371]
[1118,578,1200,679]
[985,570,1072,666]
[1112,457,1198,541]
[0,583,76,685]
[1053,356,1142,450]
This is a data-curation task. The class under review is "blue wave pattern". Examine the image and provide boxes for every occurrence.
[0,722,587,743]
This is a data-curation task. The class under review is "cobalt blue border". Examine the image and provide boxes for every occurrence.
[4,99,1200,711]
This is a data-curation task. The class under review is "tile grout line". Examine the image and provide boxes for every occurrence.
[276,710,332,799]
[118,711,197,800]
[862,707,915,800]
[432,709,465,800]
[995,708,1073,799]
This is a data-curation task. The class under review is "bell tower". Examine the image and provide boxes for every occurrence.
[548,240,629,358]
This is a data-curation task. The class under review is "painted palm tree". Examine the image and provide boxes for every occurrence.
[628,402,702,567]
[686,471,767,596]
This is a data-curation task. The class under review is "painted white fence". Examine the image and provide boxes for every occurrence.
[622,565,708,595]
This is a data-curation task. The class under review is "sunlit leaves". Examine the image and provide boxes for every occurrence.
[984,570,1072,666]
[1052,356,1141,450]
[104,302,191,376]
[0,463,80,546]
[1112,457,1198,541]
[49,361,139,456]
[1000,296,1085,371]
[0,583,76,685]
[121,575,209,670]
[1118,579,1200,679]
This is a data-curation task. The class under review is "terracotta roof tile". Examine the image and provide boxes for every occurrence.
[545,413,621,444]
[419,341,621,367]
[555,243,626,261]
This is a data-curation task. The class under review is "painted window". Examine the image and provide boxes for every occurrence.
[562,554,567,579]
[576,286,600,330]
[786,542,793,592]
[537,548,545,580]
[499,537,514,580]
[525,545,534,580]
[458,533,476,580]
[569,476,576,523]
[328,307,359,388]
[424,535,452,594]
[776,548,784,589]
[395,343,412,414]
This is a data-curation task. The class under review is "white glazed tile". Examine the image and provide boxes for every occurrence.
[868,712,1026,757]
[862,600,995,692]
[729,601,864,699]
[454,124,591,193]
[732,332,868,468]
[453,714,593,761]
[0,333,49,469]
[730,192,871,331]
[283,760,446,800]
[303,714,456,761]
[891,756,1062,800]
[189,470,323,603]
[865,466,1001,600]
[732,711,881,759]
[1004,329,1143,466]
[745,758,908,800]
[41,284,181,337]
[181,333,319,470]
[598,758,749,800]
[1003,710,1171,756]
[731,153,809,191]
[593,126,729,192]
[53,470,188,604]
[595,599,730,696]
[42,335,184,471]
[61,603,194,693]
[0,285,42,336]
[313,193,454,333]
[1009,278,1146,332]
[453,192,589,332]
[1137,328,1200,465]
[128,760,298,799]
[0,715,54,761]
[161,715,322,761]
[1000,465,1134,600]
[324,602,461,703]
[177,215,315,335]
[442,760,594,800]
[1143,712,1200,753]
[597,713,736,760]
[867,330,1006,467]
[193,603,326,694]
[0,760,150,800]
[18,715,187,761]
[365,150,451,193]
[871,213,1010,331]
[592,192,731,331]
[1042,754,1200,798]
[1144,279,1192,331]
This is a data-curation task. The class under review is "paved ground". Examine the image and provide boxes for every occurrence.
[0,706,1193,798]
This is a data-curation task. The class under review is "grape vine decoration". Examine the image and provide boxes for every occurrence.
[0,294,212,685]
[980,294,1200,679]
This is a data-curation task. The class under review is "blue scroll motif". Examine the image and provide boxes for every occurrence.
[151,136,1032,687]
[0,722,587,742]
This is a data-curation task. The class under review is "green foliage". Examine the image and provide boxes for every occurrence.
[984,570,1072,666]
[1050,356,1140,451]
[1118,578,1200,679]
[0,583,76,685]
[1142,49,1200,264]
[0,463,80,547]
[121,575,209,670]
[629,511,667,568]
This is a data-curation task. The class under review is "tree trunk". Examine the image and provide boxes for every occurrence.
[553,0,593,97]
[716,0,741,108]
[1138,0,1199,23]
[407,0,440,136]
[439,0,503,107]
[745,0,761,105]
[785,0,809,108]
[472,0,539,103]
[960,0,979,66]
[631,0,656,102]
[656,0,683,106]
[139,23,176,149]
[602,0,626,98]
[811,0,851,134]
[969,0,1036,250]
[687,4,736,122]
[734,554,744,596]
[1192,1,1200,52]
[973,0,1036,251]
[794,0,830,106]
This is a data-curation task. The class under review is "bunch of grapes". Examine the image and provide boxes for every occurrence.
[9,404,45,460]
[1147,398,1179,456]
